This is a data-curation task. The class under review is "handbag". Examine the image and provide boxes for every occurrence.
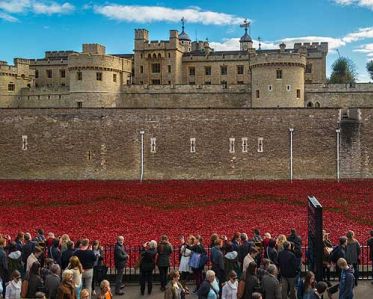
[199,253,208,268]
[188,252,201,269]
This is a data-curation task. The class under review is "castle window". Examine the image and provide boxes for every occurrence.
[229,138,235,153]
[276,69,282,79]
[189,67,195,76]
[22,135,28,151]
[205,81,211,85]
[205,66,211,76]
[305,63,312,74]
[315,102,320,108]
[256,90,260,98]
[77,101,82,108]
[237,65,244,75]
[286,85,291,91]
[242,137,248,153]
[158,53,162,59]
[152,63,161,73]
[140,66,144,73]
[27,84,31,88]
[297,89,301,99]
[60,69,66,78]
[35,70,39,78]
[168,81,171,85]
[77,71,82,81]
[96,72,102,81]
[221,81,227,89]
[268,85,272,91]
[189,81,195,85]
[307,102,313,108]
[258,138,264,153]
[220,66,227,75]
[237,81,244,84]
[46,69,52,78]
[168,65,171,73]
[148,54,152,59]
[168,53,171,58]
[153,53,157,59]
[190,138,196,153]
[113,74,117,82]
[8,82,15,91]
[59,95,61,99]
[150,138,156,153]
[140,54,143,58]
[61,83,65,87]
[152,79,161,85]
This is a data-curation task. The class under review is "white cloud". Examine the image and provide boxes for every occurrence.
[333,0,373,10]
[0,11,18,21]
[32,2,74,15]
[93,5,245,25]
[0,0,74,21]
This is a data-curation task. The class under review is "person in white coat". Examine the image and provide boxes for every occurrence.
[5,271,21,299]
[222,271,238,299]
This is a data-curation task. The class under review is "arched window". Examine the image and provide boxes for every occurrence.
[148,54,151,59]
[153,53,157,59]
[307,102,313,108]
[315,102,320,108]
[158,53,162,59]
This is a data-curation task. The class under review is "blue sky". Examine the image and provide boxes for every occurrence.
[1,0,373,81]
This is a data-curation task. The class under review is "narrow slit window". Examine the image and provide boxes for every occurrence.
[22,135,28,151]
[258,137,264,153]
[242,137,248,153]
[150,138,156,153]
[190,138,196,153]
[229,138,235,153]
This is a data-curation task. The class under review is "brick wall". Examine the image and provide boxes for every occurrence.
[0,108,372,180]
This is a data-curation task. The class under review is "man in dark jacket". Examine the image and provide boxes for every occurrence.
[114,236,128,295]
[287,229,302,286]
[157,235,173,291]
[210,239,224,297]
[278,241,297,299]
[238,233,253,270]
[330,236,347,279]
[21,233,36,270]
[61,241,75,270]
[367,230,373,285]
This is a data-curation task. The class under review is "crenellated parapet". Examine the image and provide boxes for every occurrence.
[250,53,307,69]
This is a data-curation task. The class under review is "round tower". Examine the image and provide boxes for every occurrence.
[250,49,306,108]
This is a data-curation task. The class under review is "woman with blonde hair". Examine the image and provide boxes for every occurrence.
[345,230,360,286]
[276,235,287,252]
[68,256,83,299]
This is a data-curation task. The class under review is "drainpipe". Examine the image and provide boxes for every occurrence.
[140,130,145,181]
[336,128,341,182]
[289,128,294,181]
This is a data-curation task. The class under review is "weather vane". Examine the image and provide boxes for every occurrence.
[258,36,262,50]
[181,17,185,32]
[240,18,251,32]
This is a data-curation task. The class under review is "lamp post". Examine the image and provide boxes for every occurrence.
[140,130,145,181]
[336,128,341,182]
[289,128,294,181]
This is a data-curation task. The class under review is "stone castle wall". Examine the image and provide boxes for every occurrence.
[305,83,373,107]
[1,108,372,180]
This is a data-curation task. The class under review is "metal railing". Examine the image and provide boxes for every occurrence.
[101,245,372,281]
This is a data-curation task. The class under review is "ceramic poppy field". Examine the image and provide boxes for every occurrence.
[0,180,372,246]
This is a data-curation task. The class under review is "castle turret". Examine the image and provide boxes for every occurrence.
[179,17,191,52]
[240,19,253,51]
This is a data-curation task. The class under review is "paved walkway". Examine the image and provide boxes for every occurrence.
[111,281,373,299]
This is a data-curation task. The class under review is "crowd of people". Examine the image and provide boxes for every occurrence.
[0,228,372,299]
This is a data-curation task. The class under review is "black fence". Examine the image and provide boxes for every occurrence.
[101,245,372,281]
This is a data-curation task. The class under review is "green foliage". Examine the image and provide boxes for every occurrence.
[329,57,357,84]
[367,60,373,81]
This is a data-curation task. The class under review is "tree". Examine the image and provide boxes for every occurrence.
[329,57,357,84]
[367,60,373,80]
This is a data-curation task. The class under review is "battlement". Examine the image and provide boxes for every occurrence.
[14,58,31,65]
[45,51,76,59]
[68,52,129,71]
[294,42,328,53]
[250,52,307,68]
[83,44,106,55]
[0,61,8,66]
